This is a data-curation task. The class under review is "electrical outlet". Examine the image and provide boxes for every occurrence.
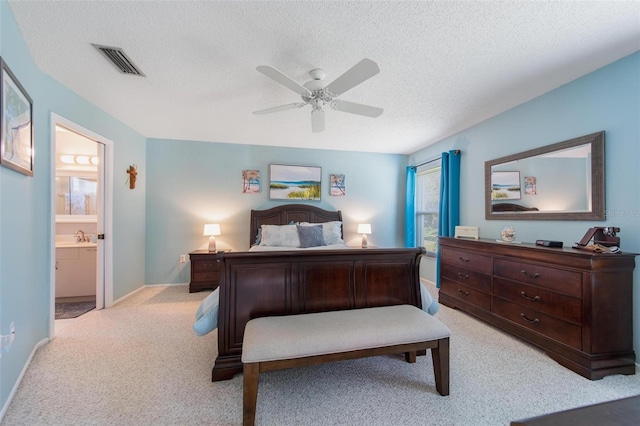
[0,322,15,357]
[179,254,187,264]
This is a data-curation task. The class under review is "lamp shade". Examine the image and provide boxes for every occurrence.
[357,224,372,234]
[203,224,221,236]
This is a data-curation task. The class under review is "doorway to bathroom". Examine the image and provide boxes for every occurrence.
[50,113,114,336]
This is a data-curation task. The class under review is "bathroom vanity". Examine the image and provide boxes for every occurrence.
[55,243,97,298]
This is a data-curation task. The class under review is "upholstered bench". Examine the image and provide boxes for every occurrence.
[241,304,451,426]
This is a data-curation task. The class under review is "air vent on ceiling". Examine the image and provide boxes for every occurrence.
[92,44,145,76]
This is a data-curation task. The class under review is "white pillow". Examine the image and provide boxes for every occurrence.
[299,221,343,245]
[259,224,301,247]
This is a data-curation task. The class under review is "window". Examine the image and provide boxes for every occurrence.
[415,161,440,253]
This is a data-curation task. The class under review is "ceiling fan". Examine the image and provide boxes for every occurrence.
[253,58,383,133]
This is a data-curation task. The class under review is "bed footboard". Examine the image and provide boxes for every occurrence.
[212,247,425,381]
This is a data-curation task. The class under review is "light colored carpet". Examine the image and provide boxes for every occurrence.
[2,284,639,425]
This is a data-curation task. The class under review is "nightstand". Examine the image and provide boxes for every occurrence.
[188,250,221,293]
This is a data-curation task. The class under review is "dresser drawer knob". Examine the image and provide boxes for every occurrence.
[458,256,470,262]
[457,288,470,296]
[520,291,541,302]
[520,269,541,279]
[457,273,470,279]
[520,313,540,324]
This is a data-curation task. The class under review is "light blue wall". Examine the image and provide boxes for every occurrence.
[410,52,640,358]
[145,139,407,284]
[0,2,146,413]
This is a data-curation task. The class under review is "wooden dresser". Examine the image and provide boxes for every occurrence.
[439,237,636,380]
[188,250,220,293]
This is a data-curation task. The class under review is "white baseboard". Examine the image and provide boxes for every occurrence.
[111,283,189,306]
[0,337,48,422]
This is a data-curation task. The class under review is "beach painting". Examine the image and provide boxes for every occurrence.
[491,171,521,200]
[269,164,321,201]
[330,174,345,196]
[524,176,537,195]
[242,169,260,194]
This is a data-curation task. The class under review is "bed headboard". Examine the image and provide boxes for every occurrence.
[250,204,343,246]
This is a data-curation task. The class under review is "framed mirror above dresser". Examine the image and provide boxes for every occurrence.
[485,131,605,220]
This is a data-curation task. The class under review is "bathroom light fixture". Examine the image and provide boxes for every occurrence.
[60,155,76,164]
[75,155,90,165]
[203,224,221,252]
[357,224,371,248]
[59,155,99,166]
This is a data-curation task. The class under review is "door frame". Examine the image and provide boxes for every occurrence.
[49,113,114,337]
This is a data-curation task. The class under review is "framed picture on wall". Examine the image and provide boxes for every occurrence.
[0,57,34,176]
[269,164,321,201]
[330,174,345,196]
[524,176,537,195]
[242,169,260,194]
[491,171,521,200]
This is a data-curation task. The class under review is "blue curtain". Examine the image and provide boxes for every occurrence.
[436,150,461,287]
[405,166,416,247]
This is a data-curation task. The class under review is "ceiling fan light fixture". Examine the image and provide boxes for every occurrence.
[254,59,383,133]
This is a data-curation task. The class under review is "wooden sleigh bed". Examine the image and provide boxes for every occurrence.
[211,204,427,381]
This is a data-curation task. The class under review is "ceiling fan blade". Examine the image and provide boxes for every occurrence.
[256,66,311,96]
[331,100,383,117]
[311,109,325,133]
[253,102,307,115]
[324,58,380,97]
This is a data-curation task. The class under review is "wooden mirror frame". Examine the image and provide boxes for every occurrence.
[485,131,605,220]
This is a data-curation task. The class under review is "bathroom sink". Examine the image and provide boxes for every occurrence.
[56,242,97,248]
[56,241,97,248]
[55,234,96,248]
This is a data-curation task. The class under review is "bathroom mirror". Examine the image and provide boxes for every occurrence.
[55,175,97,223]
[485,131,604,220]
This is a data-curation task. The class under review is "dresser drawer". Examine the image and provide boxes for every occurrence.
[441,263,491,293]
[441,247,492,274]
[440,279,491,310]
[493,277,581,324]
[494,259,581,297]
[493,297,581,350]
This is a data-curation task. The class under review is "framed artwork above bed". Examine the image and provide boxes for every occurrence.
[269,164,321,201]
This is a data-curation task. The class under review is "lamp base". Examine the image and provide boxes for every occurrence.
[361,234,368,248]
[208,236,217,252]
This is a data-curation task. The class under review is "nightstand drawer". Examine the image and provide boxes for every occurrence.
[192,260,217,270]
[193,271,218,283]
[189,250,222,292]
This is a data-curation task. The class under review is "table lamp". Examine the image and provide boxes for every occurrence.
[203,224,221,252]
[357,224,372,248]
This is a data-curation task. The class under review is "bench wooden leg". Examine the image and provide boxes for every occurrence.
[404,351,417,363]
[243,363,260,426]
[431,337,450,396]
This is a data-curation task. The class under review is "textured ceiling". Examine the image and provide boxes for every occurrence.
[8,1,640,154]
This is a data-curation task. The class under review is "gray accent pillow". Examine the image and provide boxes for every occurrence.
[297,224,326,248]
